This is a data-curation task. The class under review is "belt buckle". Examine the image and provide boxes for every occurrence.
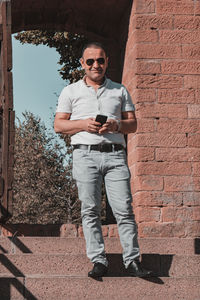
[101,144,111,152]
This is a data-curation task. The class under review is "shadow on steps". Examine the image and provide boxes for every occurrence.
[106,253,173,278]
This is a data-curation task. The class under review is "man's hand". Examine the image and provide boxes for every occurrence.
[98,119,118,134]
[83,118,102,133]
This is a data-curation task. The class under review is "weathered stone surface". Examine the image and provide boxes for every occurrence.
[24,276,200,300]
[11,0,131,37]
[0,277,24,300]
[0,253,199,278]
[1,237,198,255]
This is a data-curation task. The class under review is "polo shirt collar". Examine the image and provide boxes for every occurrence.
[82,76,108,89]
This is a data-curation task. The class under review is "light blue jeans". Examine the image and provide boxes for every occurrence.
[72,147,140,268]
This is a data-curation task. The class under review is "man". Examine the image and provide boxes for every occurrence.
[54,42,152,278]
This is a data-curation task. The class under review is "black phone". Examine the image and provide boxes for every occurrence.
[95,114,108,126]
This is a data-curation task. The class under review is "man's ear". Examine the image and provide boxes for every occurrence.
[80,58,84,69]
[106,57,109,67]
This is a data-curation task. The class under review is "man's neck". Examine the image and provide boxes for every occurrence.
[85,76,105,90]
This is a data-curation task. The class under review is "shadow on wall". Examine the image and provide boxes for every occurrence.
[195,238,200,254]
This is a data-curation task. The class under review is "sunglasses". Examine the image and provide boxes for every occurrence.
[85,58,105,66]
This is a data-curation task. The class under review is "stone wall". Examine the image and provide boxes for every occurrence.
[0,0,200,238]
[123,0,200,238]
[0,0,14,222]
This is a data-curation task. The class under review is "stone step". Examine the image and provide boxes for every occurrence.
[0,237,199,255]
[0,275,200,300]
[0,253,199,278]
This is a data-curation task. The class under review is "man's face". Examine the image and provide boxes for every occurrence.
[80,47,108,83]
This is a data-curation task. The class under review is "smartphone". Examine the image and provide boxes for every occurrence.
[95,114,108,126]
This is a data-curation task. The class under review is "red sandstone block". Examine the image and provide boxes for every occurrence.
[133,191,183,207]
[135,75,183,89]
[122,69,134,87]
[132,0,155,14]
[193,177,200,191]
[1,227,13,236]
[131,175,164,193]
[183,192,200,206]
[136,44,181,59]
[135,207,161,223]
[195,1,200,15]
[193,206,200,221]
[188,104,200,118]
[192,162,200,176]
[127,152,136,167]
[136,60,161,75]
[0,237,11,253]
[195,89,200,103]
[156,119,200,134]
[78,226,109,238]
[161,60,200,75]
[137,118,155,133]
[77,226,84,238]
[174,16,200,29]
[160,30,200,44]
[157,0,194,15]
[164,176,200,192]
[60,224,77,237]
[188,134,200,147]
[136,103,187,119]
[182,45,200,60]
[128,148,155,166]
[133,15,173,29]
[161,207,193,223]
[129,164,136,177]
[138,221,185,238]
[108,225,119,238]
[136,162,191,176]
[133,89,156,103]
[156,148,200,162]
[137,133,187,147]
[126,82,137,99]
[186,221,200,237]
[102,225,109,237]
[158,89,195,104]
[184,75,200,88]
[127,132,137,148]
[132,29,158,43]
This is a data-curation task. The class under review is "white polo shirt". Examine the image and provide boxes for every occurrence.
[56,78,135,147]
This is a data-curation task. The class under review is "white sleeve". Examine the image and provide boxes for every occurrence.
[56,87,72,113]
[121,86,135,112]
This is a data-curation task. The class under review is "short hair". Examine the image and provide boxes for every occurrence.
[81,42,108,58]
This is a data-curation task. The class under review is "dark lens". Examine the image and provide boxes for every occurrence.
[86,59,94,66]
[97,58,105,64]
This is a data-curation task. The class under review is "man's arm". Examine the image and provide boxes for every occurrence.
[120,111,137,134]
[54,112,101,135]
[98,111,137,135]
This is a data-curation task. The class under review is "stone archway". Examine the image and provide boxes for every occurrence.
[1,0,200,238]
[0,0,133,222]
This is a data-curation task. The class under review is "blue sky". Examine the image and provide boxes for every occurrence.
[12,34,67,131]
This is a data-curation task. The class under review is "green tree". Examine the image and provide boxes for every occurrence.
[10,112,80,224]
[14,30,87,83]
[13,31,107,224]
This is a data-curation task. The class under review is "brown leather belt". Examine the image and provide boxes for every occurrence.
[73,144,124,152]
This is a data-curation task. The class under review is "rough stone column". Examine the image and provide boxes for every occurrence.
[122,0,200,238]
[0,0,14,222]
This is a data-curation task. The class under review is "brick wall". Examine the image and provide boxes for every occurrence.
[122,0,200,238]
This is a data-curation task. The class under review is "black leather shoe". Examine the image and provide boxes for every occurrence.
[127,260,153,277]
[88,263,108,278]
